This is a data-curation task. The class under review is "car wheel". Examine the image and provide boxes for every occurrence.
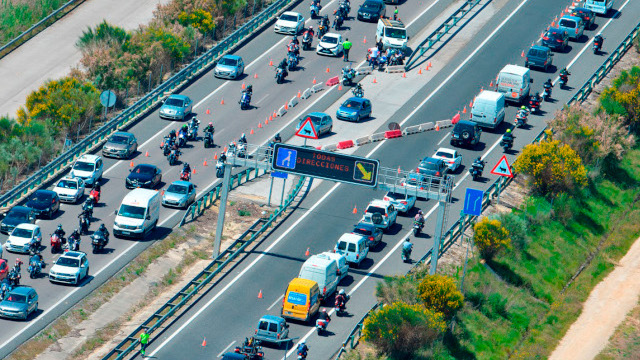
[355,114,360,123]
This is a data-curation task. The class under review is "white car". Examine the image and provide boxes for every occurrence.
[432,147,462,172]
[274,11,304,35]
[316,251,349,282]
[49,251,89,285]
[53,177,85,204]
[5,224,42,254]
[360,199,398,232]
[317,33,343,56]
[70,154,103,186]
[383,191,416,214]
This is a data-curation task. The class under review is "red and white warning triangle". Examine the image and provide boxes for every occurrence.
[295,117,319,139]
[490,155,513,178]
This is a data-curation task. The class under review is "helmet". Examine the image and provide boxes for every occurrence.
[309,26,313,30]
[209,122,213,126]
[300,340,306,345]
[521,106,526,110]
[322,309,327,313]
[506,128,511,133]
[418,210,423,215]
[535,92,540,97]
[58,224,62,228]
[547,78,552,83]
[247,85,252,91]
[339,289,345,295]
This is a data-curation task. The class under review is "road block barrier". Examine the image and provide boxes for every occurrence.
[311,83,324,93]
[276,105,287,117]
[384,129,403,139]
[288,96,299,108]
[326,76,340,86]
[301,88,312,99]
[355,136,371,146]
[337,140,355,149]
[385,65,405,73]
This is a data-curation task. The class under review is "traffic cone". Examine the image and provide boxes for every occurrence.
[242,82,246,90]
[489,80,494,87]
[554,15,558,22]
[161,189,165,195]
[352,205,357,214]
[313,77,317,85]
[206,109,210,115]
[521,50,525,57]
[160,141,164,148]
[192,167,197,175]
[258,122,263,128]
[338,84,342,90]
[305,248,310,256]
[266,117,270,124]
[551,21,556,27]
[428,61,432,69]
[462,106,467,114]
[250,129,254,135]
[363,36,367,44]
[469,100,473,107]
[254,73,258,79]
[130,161,134,167]
[435,124,440,131]
[202,338,207,347]
[297,90,301,98]
[145,151,149,157]
[224,146,228,152]
[220,98,225,105]
[402,72,406,78]
[269,115,273,122]
[203,160,208,166]
[480,86,484,92]
[214,153,218,160]
[258,290,263,299]
[397,166,401,173]
[418,68,422,75]
[285,103,289,110]
[273,111,277,118]
[269,59,273,66]
[373,77,377,83]
[326,67,330,73]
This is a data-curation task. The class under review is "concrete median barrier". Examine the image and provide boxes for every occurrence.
[288,96,299,108]
[402,125,422,135]
[323,143,338,152]
[311,83,324,93]
[276,105,287,117]
[385,65,405,73]
[301,88,312,99]
[420,122,435,131]
[355,136,371,146]
[326,76,340,86]
[371,132,386,142]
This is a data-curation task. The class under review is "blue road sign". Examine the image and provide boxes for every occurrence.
[271,171,289,179]
[463,188,484,216]
[275,147,297,170]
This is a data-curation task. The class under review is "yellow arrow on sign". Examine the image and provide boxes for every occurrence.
[357,163,372,181]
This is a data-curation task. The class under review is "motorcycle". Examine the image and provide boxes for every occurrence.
[500,136,514,152]
[401,247,412,263]
[333,14,344,30]
[352,83,364,98]
[388,52,404,66]
[203,131,214,148]
[469,161,484,181]
[275,67,287,84]
[287,53,299,71]
[187,124,198,141]
[162,140,172,156]
[79,212,91,234]
[65,235,80,252]
[316,318,329,335]
[7,268,20,287]
[28,239,40,255]
[515,112,528,128]
[318,23,328,38]
[91,232,109,253]
[559,74,568,89]
[89,188,100,204]
[216,160,225,178]
[50,233,65,254]
[302,32,313,50]
[167,149,180,166]
[593,38,603,54]
[310,3,321,18]
[180,168,191,181]
[240,92,251,110]
[543,86,552,101]
[341,68,357,86]
[412,220,423,236]
[178,132,187,147]
[335,295,349,316]
[0,281,11,300]
[339,2,350,16]
[297,347,309,360]
[529,97,540,114]
[28,259,43,279]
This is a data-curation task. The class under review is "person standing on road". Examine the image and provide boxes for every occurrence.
[393,6,399,20]
[342,38,352,62]
[140,329,150,356]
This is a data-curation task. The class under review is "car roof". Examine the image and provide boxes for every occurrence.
[32,189,57,197]
[572,7,592,13]
[221,54,242,61]
[259,314,285,323]
[435,147,456,155]
[76,154,100,163]
[345,97,366,103]
[15,223,38,231]
[355,221,375,229]
[530,45,550,52]
[317,251,345,260]
[500,64,529,76]
[547,27,564,33]
[363,0,384,4]
[167,94,189,101]
[368,199,391,207]
[282,11,301,16]
[407,172,426,180]
[421,156,442,163]
[111,131,134,138]
[339,232,365,242]
[560,15,581,22]
[60,176,81,182]
[455,119,476,127]
[9,287,34,296]
[134,164,158,170]
[10,206,32,214]
[307,112,329,117]
[221,352,248,360]
[323,33,341,39]
[61,251,86,259]
[170,180,192,187]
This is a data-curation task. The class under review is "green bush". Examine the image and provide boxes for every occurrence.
[0,0,66,45]
[473,218,511,260]
[495,212,529,251]
[375,275,420,306]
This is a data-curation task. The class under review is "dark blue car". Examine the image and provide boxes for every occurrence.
[336,97,372,122]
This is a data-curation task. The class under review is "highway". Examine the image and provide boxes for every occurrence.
[0,0,459,356]
[131,0,640,358]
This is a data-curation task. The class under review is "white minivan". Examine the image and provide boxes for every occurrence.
[471,90,506,128]
[316,251,349,283]
[334,233,369,268]
[299,255,339,302]
[496,64,532,103]
[113,189,160,239]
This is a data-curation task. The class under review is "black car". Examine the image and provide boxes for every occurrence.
[352,222,383,248]
[357,0,386,22]
[25,190,60,219]
[525,45,553,72]
[418,157,449,181]
[542,28,569,52]
[1,206,36,234]
[125,164,162,189]
[450,120,481,148]
[571,7,595,30]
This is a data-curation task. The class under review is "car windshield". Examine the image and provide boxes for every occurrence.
[73,161,94,172]
[109,135,129,144]
[6,294,27,303]
[435,151,453,158]
[384,28,406,39]
[366,206,385,215]
[219,57,238,66]
[164,98,184,107]
[7,209,29,220]
[420,160,439,170]
[321,36,338,44]
[342,100,362,108]
[407,174,424,185]
[118,204,146,219]
[134,166,155,175]
[57,180,78,189]
[167,184,188,194]
[11,228,33,238]
[280,14,298,22]
[559,19,576,28]
[56,257,79,267]
[28,193,52,204]
[353,227,372,236]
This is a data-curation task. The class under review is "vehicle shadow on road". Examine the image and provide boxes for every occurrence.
[253,250,307,264]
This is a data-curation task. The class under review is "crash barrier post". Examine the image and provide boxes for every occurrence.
[0,0,298,213]
[103,176,308,360]
[0,0,86,60]
[334,19,640,359]
[404,0,483,71]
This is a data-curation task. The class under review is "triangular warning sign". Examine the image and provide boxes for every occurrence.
[295,117,319,139]
[490,155,513,178]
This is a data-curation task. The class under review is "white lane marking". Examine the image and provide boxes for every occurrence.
[268,294,285,311]
[217,341,236,357]
[437,133,449,145]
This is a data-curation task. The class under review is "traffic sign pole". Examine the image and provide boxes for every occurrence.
[214,159,232,257]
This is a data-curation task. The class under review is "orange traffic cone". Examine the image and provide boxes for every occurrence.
[258,290,263,299]
[313,77,317,85]
[285,103,289,110]
[297,90,301,98]
[130,161,134,167]
[145,151,149,157]
[259,122,264,128]
[254,73,258,79]
[326,67,330,73]
[250,129,254,135]
[352,206,357,214]
[397,166,401,173]
[363,36,367,44]
[428,61,432,69]
[203,160,208,166]
[435,124,440,131]
[373,77,377,83]
[220,98,225,105]
[160,141,164,148]
[202,338,207,347]
[521,50,525,57]
[402,72,406,78]
[269,115,273,122]
[223,146,228,152]
[418,68,422,75]
[192,167,196,175]
[265,117,269,124]
[214,153,218,160]
[273,111,277,118]
[338,84,342,90]
[489,80,494,87]
[161,189,165,195]
[269,59,273,66]
[469,100,473,107]
[305,248,310,256]
[206,109,210,115]
[462,106,467,114]
[242,82,246,90]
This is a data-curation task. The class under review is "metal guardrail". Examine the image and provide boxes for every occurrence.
[0,0,86,60]
[0,0,297,212]
[102,175,308,359]
[334,17,640,360]
[404,0,483,70]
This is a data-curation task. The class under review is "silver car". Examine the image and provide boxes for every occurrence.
[383,191,416,214]
[0,286,38,320]
[162,181,196,209]
[159,95,193,121]
[102,132,138,159]
[214,55,245,80]
[296,112,333,137]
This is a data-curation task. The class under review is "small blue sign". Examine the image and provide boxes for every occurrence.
[271,171,289,179]
[463,188,484,216]
[275,147,297,170]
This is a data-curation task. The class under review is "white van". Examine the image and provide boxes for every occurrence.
[496,64,532,103]
[334,233,369,268]
[316,251,349,282]
[113,189,160,239]
[376,18,408,50]
[299,255,339,301]
[585,0,613,15]
[471,90,506,128]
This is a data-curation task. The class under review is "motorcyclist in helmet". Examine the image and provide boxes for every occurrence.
[318,308,331,323]
[54,224,65,239]
[204,122,215,134]
[168,129,177,141]
[305,26,315,38]
[182,162,192,176]
[502,128,514,144]
[544,78,553,90]
[517,105,529,119]
[276,58,289,79]
[402,238,413,252]
[335,288,348,310]
[97,223,110,241]
[29,250,43,271]
[321,14,330,30]
[274,133,282,143]
[472,156,485,170]
[238,133,247,144]
[92,182,101,194]
[594,34,604,50]
[414,209,425,227]
[297,341,309,357]
[70,228,81,241]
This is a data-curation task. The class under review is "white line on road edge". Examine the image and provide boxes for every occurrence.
[217,341,236,357]
[268,294,285,311]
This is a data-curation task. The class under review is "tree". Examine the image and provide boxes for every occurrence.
[363,302,445,359]
[417,274,463,319]
[473,218,511,260]
[514,139,587,196]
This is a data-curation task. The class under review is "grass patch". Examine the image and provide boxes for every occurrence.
[238,209,251,216]
[0,0,68,45]
[596,299,640,360]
